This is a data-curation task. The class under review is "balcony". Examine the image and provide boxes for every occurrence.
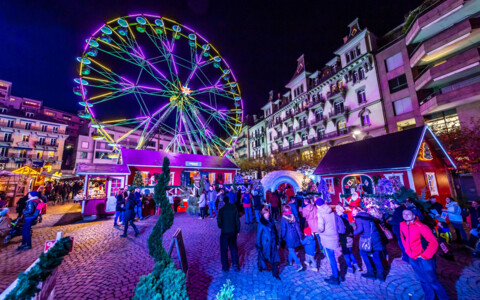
[308,136,323,144]
[296,122,309,131]
[415,47,480,91]
[410,17,480,67]
[406,0,480,45]
[328,106,349,118]
[419,80,480,115]
[310,115,324,126]
[326,86,347,101]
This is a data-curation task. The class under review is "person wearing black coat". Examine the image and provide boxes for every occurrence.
[114,189,125,227]
[121,193,139,237]
[256,207,281,279]
[217,195,241,272]
[253,190,263,223]
[353,209,386,281]
[281,205,303,272]
[389,204,409,262]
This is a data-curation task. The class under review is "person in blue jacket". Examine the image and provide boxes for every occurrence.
[301,227,317,271]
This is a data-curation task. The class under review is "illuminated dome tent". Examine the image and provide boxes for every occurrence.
[313,126,456,205]
[261,170,311,193]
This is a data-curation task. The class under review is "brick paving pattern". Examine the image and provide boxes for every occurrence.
[1,204,479,299]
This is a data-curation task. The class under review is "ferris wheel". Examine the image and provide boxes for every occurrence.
[74,14,243,156]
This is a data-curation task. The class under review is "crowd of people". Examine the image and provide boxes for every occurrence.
[211,181,479,300]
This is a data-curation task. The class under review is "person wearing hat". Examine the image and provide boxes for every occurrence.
[18,191,40,250]
[301,227,318,271]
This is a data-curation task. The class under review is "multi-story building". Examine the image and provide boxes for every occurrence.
[0,79,86,172]
[249,116,267,160]
[0,96,67,172]
[75,123,173,167]
[262,19,387,162]
[376,0,480,134]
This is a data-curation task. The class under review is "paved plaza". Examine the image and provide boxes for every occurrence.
[1,204,479,300]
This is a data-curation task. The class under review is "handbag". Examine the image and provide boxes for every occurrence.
[359,222,373,252]
[379,224,393,240]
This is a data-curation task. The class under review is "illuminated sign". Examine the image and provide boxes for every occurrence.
[418,142,433,161]
[185,161,201,167]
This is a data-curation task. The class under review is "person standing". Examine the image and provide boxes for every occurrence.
[114,189,125,227]
[217,195,240,272]
[256,207,281,279]
[389,202,409,262]
[198,190,207,219]
[316,198,341,284]
[281,205,303,272]
[468,200,480,247]
[268,190,280,221]
[121,193,139,237]
[134,188,144,220]
[443,196,467,243]
[252,189,263,224]
[18,191,40,250]
[336,205,359,273]
[300,197,322,251]
[207,185,218,218]
[301,227,318,272]
[242,189,253,225]
[428,197,444,216]
[400,209,448,300]
[353,207,386,281]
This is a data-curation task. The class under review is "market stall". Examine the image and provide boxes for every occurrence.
[313,126,456,205]
[76,163,130,218]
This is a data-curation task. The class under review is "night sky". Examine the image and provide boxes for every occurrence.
[0,0,422,116]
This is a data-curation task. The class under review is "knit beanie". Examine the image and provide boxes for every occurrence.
[315,198,325,207]
[304,227,311,236]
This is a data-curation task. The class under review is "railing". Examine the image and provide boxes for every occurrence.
[326,86,347,99]
[329,106,346,118]
[0,123,65,134]
[310,115,324,125]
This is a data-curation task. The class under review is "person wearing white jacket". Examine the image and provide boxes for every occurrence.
[443,197,467,243]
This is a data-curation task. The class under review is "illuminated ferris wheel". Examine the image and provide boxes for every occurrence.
[74,14,243,156]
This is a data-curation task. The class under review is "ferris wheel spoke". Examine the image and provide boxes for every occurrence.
[137,104,176,149]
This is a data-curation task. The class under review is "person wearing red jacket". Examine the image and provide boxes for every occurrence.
[400,209,448,300]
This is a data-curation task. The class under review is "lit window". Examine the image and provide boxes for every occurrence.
[109,179,122,197]
[357,90,366,104]
[22,135,29,142]
[170,172,175,186]
[361,113,371,126]
[209,173,216,184]
[224,173,232,184]
[323,177,335,194]
[80,152,88,159]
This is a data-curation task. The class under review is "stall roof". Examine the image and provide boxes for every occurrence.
[76,163,130,175]
[121,148,240,170]
[313,126,456,175]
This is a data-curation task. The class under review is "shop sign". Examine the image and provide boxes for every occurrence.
[185,161,201,167]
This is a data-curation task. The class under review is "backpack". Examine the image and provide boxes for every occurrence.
[32,199,46,216]
[335,214,346,234]
[242,194,251,204]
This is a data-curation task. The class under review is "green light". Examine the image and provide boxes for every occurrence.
[155,28,163,34]
[136,26,145,33]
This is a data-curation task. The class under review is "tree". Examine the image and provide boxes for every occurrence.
[133,171,144,188]
[134,157,187,300]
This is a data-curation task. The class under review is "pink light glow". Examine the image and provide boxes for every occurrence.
[137,85,163,91]
[145,60,167,79]
[170,54,179,75]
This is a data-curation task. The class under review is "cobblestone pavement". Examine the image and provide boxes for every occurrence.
[1,204,479,299]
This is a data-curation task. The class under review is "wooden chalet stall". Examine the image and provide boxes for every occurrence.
[76,163,130,217]
[121,148,240,188]
[313,126,456,205]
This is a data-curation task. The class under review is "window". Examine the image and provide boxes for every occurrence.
[146,140,156,147]
[424,109,460,135]
[81,141,89,149]
[346,53,350,63]
[3,133,11,142]
[52,127,59,133]
[209,173,216,184]
[36,150,43,159]
[109,179,122,197]
[384,173,404,185]
[159,144,164,150]
[323,177,335,194]
[38,137,45,145]
[26,112,34,118]
[0,163,5,170]
[353,71,359,83]
[425,172,438,196]
[6,120,13,127]
[0,147,8,156]
[225,173,232,184]
[0,108,6,113]
[95,152,111,159]
[41,125,47,132]
[385,52,404,72]
[361,113,371,126]
[356,46,361,56]
[357,90,366,104]
[169,172,175,186]
[18,150,27,158]
[16,163,23,168]
[25,122,32,130]
[50,138,57,146]
[358,67,365,80]
[393,97,413,116]
[22,135,29,142]
[80,152,88,159]
[337,120,347,135]
[45,111,54,116]
[48,151,54,158]
[388,74,408,93]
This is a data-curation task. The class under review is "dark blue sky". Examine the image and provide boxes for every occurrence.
[0,0,422,115]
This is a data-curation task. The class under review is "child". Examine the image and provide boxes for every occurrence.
[301,227,317,271]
